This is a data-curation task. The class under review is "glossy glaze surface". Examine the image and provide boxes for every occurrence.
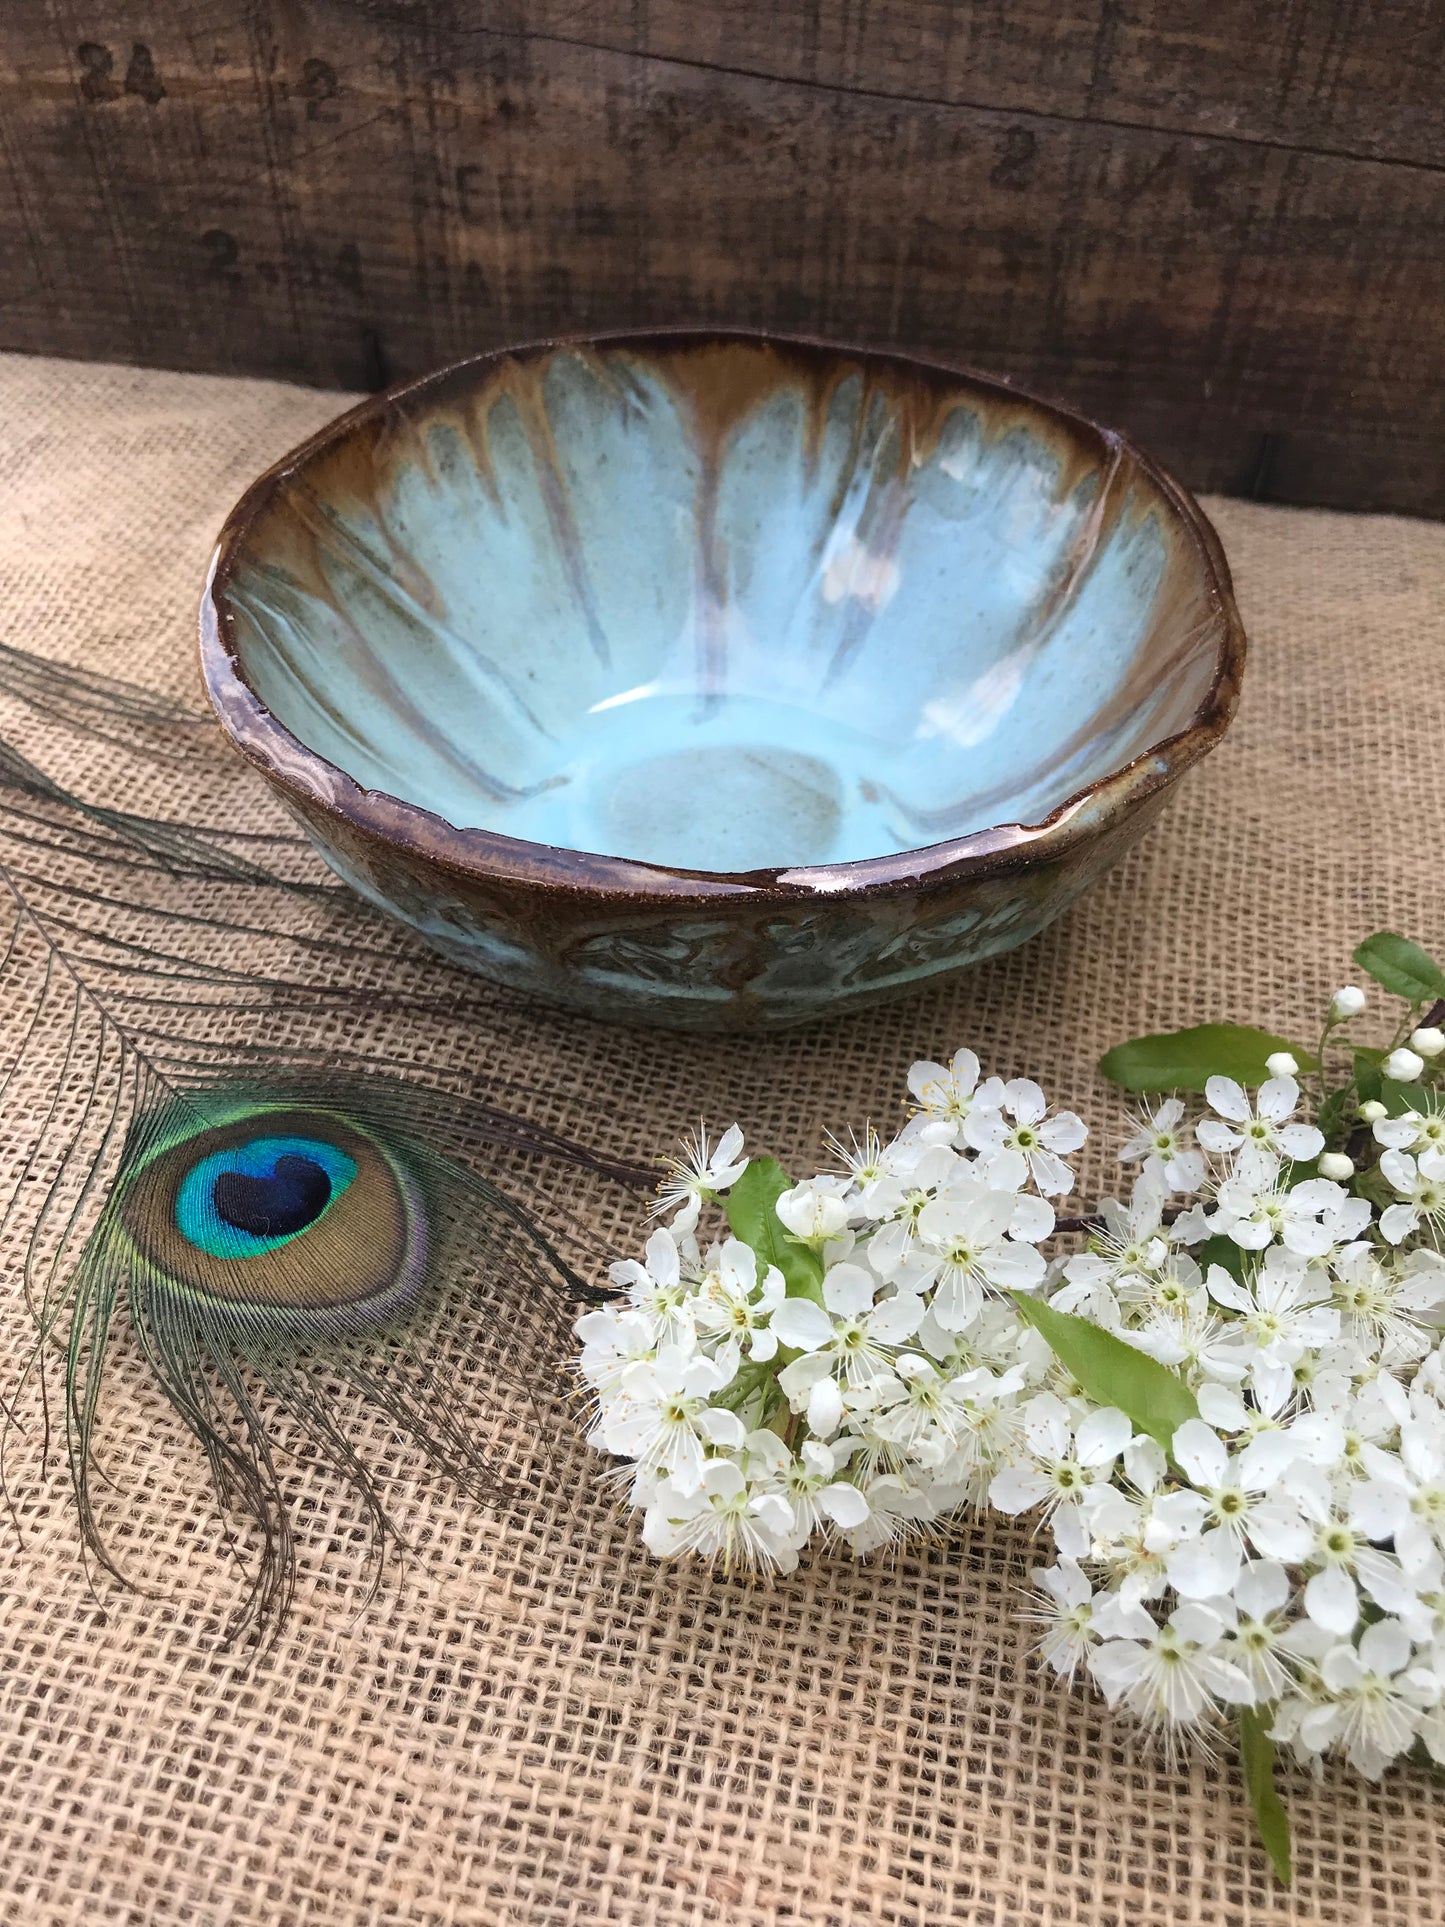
[201,333,1244,1028]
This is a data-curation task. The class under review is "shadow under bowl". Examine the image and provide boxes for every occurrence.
[199,330,1245,1031]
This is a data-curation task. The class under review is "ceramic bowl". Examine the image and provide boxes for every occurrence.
[199,331,1244,1031]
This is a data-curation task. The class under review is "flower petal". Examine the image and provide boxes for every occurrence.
[1041,1111,1088,1154]
[770,1299,833,1351]
[1172,1419,1229,1490]
[1076,1406,1132,1467]
[1380,1202,1418,1245]
[1278,1123,1325,1160]
[1359,1616,1412,1677]
[807,1376,844,1439]
[1167,1532,1242,1598]
[1303,1564,1359,1635]
[644,1227,681,1287]
[1206,1266,1254,1313]
[1234,1559,1289,1619]
[701,1457,746,1498]
[907,1059,951,1103]
[1246,1503,1314,1564]
[988,1465,1051,1514]
[1257,1074,1300,1122]
[867,1293,926,1343]
[819,1481,870,1529]
[1381,1150,1418,1193]
[1205,1076,1251,1123]
[981,1242,1046,1290]
[1009,1193,1056,1242]
[1005,1079,1047,1125]
[822,1262,877,1318]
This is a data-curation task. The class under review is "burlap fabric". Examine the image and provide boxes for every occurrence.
[1,348,1443,1927]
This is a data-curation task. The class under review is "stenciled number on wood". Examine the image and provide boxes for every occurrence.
[76,41,165,106]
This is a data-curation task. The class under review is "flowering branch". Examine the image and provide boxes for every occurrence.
[574,931,1445,1883]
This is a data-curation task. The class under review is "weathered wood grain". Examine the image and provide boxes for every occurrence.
[491,0,1445,169]
[1,2,1442,515]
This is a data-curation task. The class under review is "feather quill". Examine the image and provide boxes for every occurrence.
[0,642,646,1643]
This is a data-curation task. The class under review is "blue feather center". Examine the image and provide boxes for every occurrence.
[175,1135,359,1259]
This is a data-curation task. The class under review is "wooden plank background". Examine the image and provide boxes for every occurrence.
[2,1,1443,516]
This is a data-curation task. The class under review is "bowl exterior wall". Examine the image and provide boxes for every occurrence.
[276,780,1167,1030]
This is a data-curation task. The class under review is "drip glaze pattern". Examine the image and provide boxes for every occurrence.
[201,332,1245,1029]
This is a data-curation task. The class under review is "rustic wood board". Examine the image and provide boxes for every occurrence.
[2,2,1442,515]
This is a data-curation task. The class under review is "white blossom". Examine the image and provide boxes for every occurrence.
[989,1394,1132,1553]
[1197,1074,1324,1179]
[1030,1558,1106,1678]
[964,1078,1086,1196]
[896,1178,1050,1330]
[1353,1405,1445,1574]
[1332,1242,1445,1360]
[842,1469,937,1555]
[575,1304,657,1407]
[608,1227,695,1345]
[601,1345,743,1495]
[577,990,1445,1816]
[1211,1171,1369,1258]
[1203,1250,1341,1402]
[747,1432,870,1542]
[1089,1603,1254,1743]
[1161,1419,1315,1597]
[1118,1098,1205,1194]
[772,1263,926,1435]
[1374,1106,1445,1159]
[692,1238,786,1367]
[1055,1175,1170,1322]
[642,1459,797,1571]
[1276,1618,1433,1778]
[653,1124,748,1233]
[775,1179,851,1247]
[1380,1148,1445,1245]
[1217,1562,1299,1701]
[906,1048,1005,1143]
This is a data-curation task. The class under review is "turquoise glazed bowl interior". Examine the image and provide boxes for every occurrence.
[200,332,1244,1029]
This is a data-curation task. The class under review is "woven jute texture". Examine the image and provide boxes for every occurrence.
[2,348,1443,1927]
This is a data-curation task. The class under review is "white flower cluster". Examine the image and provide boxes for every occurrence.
[576,998,1445,1790]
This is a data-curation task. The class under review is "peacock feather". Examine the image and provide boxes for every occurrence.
[0,640,645,1643]
[43,1073,611,1640]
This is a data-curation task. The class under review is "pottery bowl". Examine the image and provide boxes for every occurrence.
[200,331,1244,1031]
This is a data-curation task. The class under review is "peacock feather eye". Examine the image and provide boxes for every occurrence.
[119,1106,427,1325]
[176,1135,358,1255]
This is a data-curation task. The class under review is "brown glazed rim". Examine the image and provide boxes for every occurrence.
[199,327,1246,907]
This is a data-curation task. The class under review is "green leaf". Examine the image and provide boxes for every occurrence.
[1314,1083,1354,1145]
[1238,1708,1293,1886]
[1010,1295,1199,1459]
[1100,1025,1315,1094]
[1353,1048,1384,1107]
[723,1156,824,1302]
[1353,931,1445,1005]
[1198,1234,1247,1284]
[1384,1080,1431,1118]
